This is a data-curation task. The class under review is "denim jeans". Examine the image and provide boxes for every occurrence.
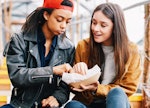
[64,87,130,108]
[0,104,14,108]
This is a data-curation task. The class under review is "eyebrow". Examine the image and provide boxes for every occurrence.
[92,18,109,24]
[57,14,72,20]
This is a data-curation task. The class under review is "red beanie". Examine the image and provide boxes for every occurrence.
[43,0,74,12]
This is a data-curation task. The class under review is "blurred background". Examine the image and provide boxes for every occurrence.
[0,0,150,108]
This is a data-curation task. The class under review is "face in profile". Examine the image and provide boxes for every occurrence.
[43,9,73,36]
[91,10,113,46]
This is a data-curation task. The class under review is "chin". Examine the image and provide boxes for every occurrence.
[94,39,101,43]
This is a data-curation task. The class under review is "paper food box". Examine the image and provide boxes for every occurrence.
[62,65,101,89]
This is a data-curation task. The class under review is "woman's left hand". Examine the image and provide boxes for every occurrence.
[73,62,88,75]
[71,81,99,92]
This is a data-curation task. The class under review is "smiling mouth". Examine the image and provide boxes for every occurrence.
[93,32,102,36]
[94,34,102,37]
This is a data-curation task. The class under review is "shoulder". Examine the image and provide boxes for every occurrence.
[9,32,25,46]
[127,41,141,63]
[11,32,23,40]
[78,38,89,45]
[77,38,89,49]
[64,36,74,47]
[5,32,27,56]
[57,35,75,49]
[128,41,139,54]
[75,38,90,55]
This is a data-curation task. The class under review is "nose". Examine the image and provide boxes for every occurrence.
[93,24,101,32]
[60,21,67,29]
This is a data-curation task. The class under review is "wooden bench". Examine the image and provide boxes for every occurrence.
[0,58,11,106]
[129,93,143,108]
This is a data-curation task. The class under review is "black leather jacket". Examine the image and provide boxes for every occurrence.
[5,32,75,108]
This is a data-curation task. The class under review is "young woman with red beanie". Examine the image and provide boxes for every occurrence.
[2,0,75,108]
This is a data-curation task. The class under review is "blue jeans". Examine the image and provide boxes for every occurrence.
[64,87,130,108]
[0,104,14,108]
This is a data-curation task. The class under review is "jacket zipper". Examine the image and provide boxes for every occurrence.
[14,87,18,96]
[26,50,31,67]
[33,84,44,108]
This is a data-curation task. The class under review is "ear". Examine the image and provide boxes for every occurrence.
[43,11,49,21]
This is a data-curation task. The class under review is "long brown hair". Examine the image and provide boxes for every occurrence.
[88,3,129,77]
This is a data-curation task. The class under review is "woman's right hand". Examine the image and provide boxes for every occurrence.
[71,81,99,92]
[53,63,73,76]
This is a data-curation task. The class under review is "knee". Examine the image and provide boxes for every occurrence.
[64,100,86,108]
[106,87,128,102]
[106,88,130,108]
[108,87,126,97]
